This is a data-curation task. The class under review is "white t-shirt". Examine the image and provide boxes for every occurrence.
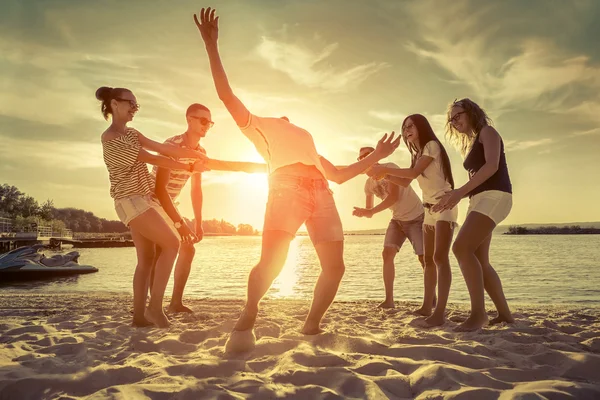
[365,163,424,221]
[416,141,452,204]
[240,114,327,178]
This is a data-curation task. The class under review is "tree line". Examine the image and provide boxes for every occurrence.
[0,184,258,235]
[505,225,600,235]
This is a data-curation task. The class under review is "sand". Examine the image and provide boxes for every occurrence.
[0,294,599,399]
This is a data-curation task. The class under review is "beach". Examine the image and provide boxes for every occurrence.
[1,294,599,399]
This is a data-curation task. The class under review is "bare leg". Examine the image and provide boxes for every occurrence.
[414,226,436,316]
[233,230,294,331]
[475,233,514,325]
[416,254,437,308]
[168,243,195,313]
[425,221,454,327]
[378,247,398,308]
[130,228,155,327]
[453,212,495,331]
[302,240,345,334]
[129,209,180,328]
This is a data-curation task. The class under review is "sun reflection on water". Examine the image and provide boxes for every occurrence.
[271,237,300,298]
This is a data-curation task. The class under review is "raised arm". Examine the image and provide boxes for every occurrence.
[194,7,250,127]
[319,132,401,184]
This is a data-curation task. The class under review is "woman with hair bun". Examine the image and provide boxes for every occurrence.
[97,86,207,328]
[433,98,514,331]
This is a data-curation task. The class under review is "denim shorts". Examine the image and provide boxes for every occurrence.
[384,213,425,255]
[264,174,344,244]
[114,194,180,240]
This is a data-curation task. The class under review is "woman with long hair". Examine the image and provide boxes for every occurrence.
[433,98,513,331]
[194,8,400,352]
[97,86,207,328]
[371,114,456,327]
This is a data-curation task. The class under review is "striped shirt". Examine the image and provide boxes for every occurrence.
[102,128,155,199]
[150,134,206,201]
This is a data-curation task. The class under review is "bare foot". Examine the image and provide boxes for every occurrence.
[225,329,256,353]
[377,300,395,309]
[234,306,257,331]
[490,314,514,325]
[424,313,446,327]
[455,313,489,332]
[413,307,432,317]
[132,317,154,327]
[301,320,324,335]
[168,303,193,314]
[145,306,170,328]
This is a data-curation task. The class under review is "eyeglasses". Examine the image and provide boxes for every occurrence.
[448,111,465,124]
[402,122,415,133]
[115,98,140,111]
[189,116,215,128]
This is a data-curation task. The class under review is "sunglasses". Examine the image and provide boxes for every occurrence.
[189,116,215,127]
[448,111,465,124]
[115,98,140,111]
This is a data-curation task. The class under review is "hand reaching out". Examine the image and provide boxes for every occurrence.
[353,207,373,218]
[193,7,219,46]
[374,131,401,159]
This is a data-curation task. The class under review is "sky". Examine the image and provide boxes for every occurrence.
[1,0,600,231]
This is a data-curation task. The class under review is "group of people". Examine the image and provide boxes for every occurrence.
[98,7,514,352]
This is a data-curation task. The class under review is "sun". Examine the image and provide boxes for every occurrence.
[239,173,269,198]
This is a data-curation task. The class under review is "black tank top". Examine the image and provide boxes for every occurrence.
[463,130,512,197]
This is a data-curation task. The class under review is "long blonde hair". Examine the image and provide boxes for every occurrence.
[446,98,493,156]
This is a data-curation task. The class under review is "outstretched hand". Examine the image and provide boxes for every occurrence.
[368,165,388,180]
[374,132,401,159]
[193,7,219,46]
[353,207,373,218]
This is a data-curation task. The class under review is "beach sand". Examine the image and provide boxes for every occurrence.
[0,294,599,399]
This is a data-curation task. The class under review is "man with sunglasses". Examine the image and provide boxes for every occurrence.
[151,103,266,313]
[149,103,214,313]
[353,147,428,309]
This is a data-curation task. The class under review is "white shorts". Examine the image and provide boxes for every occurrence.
[467,190,512,226]
[423,206,458,227]
[114,194,180,240]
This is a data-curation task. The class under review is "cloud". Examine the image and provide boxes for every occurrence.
[504,138,553,151]
[368,110,407,124]
[571,127,600,136]
[403,0,600,123]
[0,134,104,170]
[256,36,388,91]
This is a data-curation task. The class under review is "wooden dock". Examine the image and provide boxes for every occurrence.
[52,238,134,248]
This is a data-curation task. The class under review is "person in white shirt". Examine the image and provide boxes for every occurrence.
[194,8,400,351]
[353,147,432,309]
[371,114,456,327]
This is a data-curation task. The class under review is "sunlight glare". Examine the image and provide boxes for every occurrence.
[271,237,300,298]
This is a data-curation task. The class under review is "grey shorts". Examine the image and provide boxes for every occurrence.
[383,213,425,255]
[264,174,344,244]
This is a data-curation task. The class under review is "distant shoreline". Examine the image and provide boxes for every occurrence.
[504,226,600,235]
